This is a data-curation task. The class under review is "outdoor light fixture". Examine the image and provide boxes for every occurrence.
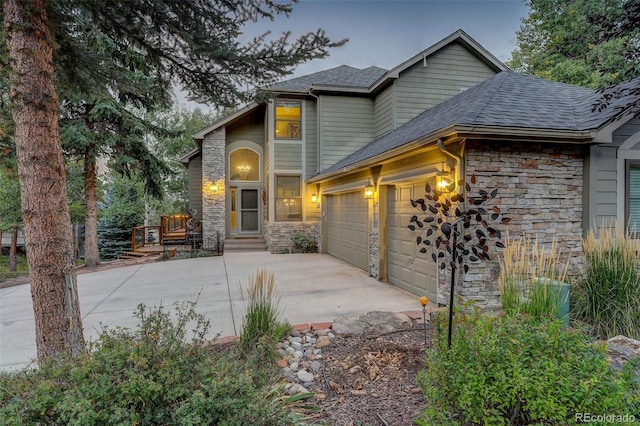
[310,193,319,203]
[436,163,453,190]
[364,184,375,199]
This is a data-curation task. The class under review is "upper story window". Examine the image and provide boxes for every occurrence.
[275,100,301,140]
[627,160,640,234]
[229,148,260,181]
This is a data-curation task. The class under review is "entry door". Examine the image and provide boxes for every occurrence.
[230,187,260,234]
[240,189,259,232]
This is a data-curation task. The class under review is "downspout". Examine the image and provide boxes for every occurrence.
[308,87,321,175]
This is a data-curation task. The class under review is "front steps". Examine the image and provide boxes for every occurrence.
[223,237,267,253]
[118,251,152,260]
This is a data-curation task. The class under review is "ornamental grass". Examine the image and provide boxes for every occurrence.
[572,222,640,339]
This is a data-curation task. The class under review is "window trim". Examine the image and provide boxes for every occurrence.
[626,159,640,236]
[274,100,302,141]
[275,174,302,222]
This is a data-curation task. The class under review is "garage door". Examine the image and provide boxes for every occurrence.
[326,191,368,272]
[388,183,438,301]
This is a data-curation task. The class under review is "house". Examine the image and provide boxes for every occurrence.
[182,29,640,309]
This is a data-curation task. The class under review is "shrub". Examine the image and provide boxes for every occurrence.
[0,301,301,425]
[572,223,640,339]
[237,268,290,363]
[499,233,570,320]
[290,231,317,253]
[417,311,639,425]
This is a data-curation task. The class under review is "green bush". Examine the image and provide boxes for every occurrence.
[417,311,639,425]
[0,301,301,425]
[572,224,640,339]
[290,231,317,253]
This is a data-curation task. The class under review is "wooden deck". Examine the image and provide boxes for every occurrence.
[127,214,204,259]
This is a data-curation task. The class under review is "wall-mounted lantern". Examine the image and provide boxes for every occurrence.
[310,193,319,203]
[364,181,375,199]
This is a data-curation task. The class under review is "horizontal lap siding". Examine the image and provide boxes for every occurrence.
[395,42,497,127]
[188,155,203,221]
[374,85,394,138]
[587,119,640,231]
[274,142,302,170]
[226,108,265,146]
[320,96,374,170]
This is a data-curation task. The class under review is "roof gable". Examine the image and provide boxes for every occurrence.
[267,29,507,94]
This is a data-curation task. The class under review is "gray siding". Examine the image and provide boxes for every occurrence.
[373,85,394,138]
[188,154,203,221]
[305,101,318,178]
[320,95,374,170]
[226,108,265,146]
[586,118,640,232]
[274,142,303,169]
[395,42,497,127]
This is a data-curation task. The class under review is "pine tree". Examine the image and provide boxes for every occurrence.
[2,0,345,363]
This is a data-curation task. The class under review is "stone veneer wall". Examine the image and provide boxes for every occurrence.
[265,222,321,253]
[369,230,379,278]
[201,128,226,246]
[448,141,584,310]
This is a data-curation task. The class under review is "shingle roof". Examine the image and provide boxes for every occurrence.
[315,71,636,178]
[268,65,388,91]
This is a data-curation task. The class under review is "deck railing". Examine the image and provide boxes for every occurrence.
[131,215,196,252]
[161,214,190,235]
[131,226,161,252]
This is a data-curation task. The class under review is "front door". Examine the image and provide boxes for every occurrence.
[230,187,260,234]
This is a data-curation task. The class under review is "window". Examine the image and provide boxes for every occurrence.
[275,175,301,221]
[229,148,260,181]
[627,160,640,233]
[275,100,301,139]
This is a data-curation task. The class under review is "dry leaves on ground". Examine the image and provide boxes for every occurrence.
[304,328,428,426]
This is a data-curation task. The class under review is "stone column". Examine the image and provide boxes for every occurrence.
[201,128,226,247]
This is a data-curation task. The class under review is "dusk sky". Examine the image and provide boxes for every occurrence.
[177,0,530,108]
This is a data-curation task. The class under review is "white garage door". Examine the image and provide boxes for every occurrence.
[326,191,368,272]
[388,183,438,301]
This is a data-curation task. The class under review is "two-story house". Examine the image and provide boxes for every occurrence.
[182,29,640,309]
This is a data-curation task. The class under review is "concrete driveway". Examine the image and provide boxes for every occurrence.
[0,252,420,371]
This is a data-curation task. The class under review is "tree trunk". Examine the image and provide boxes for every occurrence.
[9,227,17,272]
[83,145,100,267]
[3,0,84,361]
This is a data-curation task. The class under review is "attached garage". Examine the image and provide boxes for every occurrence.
[387,182,438,301]
[325,191,369,272]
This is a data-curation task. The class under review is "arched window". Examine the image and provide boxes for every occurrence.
[229,148,260,181]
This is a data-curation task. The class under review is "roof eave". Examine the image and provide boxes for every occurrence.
[453,125,595,143]
[192,102,260,140]
[308,126,458,183]
[308,124,595,183]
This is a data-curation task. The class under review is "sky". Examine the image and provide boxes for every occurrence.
[176,0,530,109]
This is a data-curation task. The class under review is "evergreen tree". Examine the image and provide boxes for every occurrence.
[97,174,145,261]
[509,0,640,88]
[2,0,345,362]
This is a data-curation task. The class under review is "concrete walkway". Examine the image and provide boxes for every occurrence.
[0,252,420,371]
